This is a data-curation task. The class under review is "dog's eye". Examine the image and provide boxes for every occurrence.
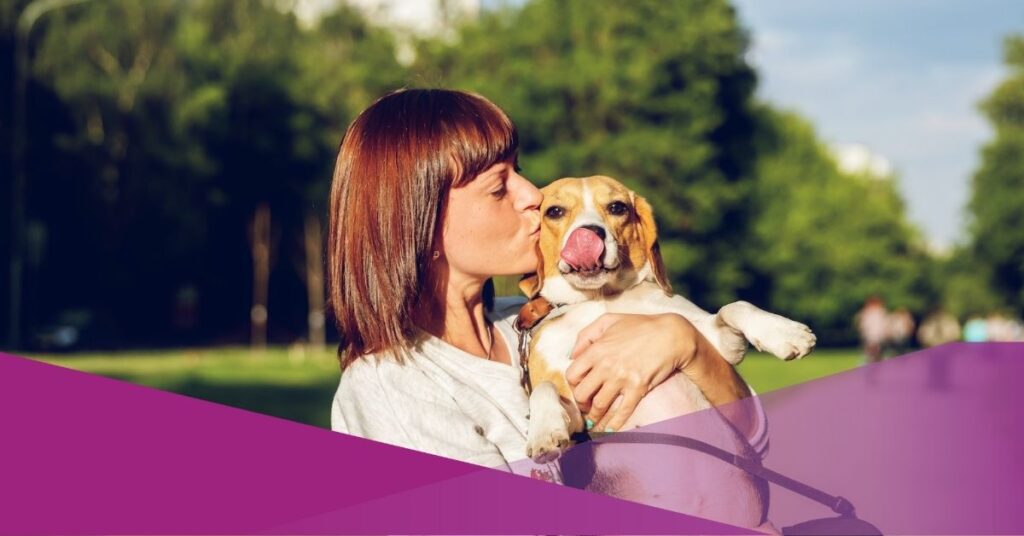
[545,206,565,219]
[607,201,629,216]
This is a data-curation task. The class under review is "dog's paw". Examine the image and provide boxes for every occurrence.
[525,428,571,463]
[746,315,816,361]
[525,401,572,463]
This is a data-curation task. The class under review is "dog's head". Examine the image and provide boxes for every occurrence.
[519,176,671,305]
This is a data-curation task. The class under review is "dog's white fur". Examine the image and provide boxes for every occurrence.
[521,176,814,531]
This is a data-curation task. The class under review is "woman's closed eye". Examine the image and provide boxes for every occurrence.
[490,182,508,199]
[489,166,511,199]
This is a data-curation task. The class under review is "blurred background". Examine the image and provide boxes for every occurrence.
[2,0,1022,427]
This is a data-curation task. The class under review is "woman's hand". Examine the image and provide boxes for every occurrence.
[564,313,698,432]
[566,311,759,440]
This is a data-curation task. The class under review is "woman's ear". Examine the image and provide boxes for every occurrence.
[633,193,672,295]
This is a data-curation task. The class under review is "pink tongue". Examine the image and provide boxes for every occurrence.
[561,228,605,271]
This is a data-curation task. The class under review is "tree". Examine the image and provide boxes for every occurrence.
[18,0,405,346]
[748,107,932,342]
[938,247,1004,318]
[28,0,198,344]
[965,34,1024,316]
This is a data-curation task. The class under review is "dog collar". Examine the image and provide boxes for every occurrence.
[514,299,569,394]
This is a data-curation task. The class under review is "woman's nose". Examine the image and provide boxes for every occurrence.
[515,175,543,211]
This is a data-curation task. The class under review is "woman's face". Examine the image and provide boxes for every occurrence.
[442,161,543,278]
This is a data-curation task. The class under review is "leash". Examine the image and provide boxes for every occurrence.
[512,317,533,393]
[578,430,857,518]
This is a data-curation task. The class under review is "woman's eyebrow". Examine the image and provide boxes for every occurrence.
[480,164,507,186]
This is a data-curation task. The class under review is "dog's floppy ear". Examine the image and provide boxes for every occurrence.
[518,274,542,301]
[632,192,672,295]
[518,241,545,299]
[517,241,552,330]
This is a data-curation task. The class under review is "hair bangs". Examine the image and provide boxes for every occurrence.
[445,93,519,187]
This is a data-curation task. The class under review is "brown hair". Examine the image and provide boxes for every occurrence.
[326,89,518,369]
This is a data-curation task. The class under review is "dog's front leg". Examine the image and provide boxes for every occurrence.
[525,381,582,463]
[718,301,816,361]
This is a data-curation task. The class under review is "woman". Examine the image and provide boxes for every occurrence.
[327,88,765,477]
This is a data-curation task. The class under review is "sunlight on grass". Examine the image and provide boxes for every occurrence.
[738,348,865,393]
[27,346,343,427]
[30,346,340,383]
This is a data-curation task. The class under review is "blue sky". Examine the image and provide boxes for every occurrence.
[732,0,1023,249]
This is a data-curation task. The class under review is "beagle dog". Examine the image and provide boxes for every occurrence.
[516,176,814,530]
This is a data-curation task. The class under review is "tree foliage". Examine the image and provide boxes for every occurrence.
[12,0,404,345]
[2,0,952,348]
[749,108,932,340]
[965,34,1024,316]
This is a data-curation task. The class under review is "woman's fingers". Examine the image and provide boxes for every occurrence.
[597,388,643,432]
[571,366,606,413]
[585,381,622,428]
[566,313,668,432]
[565,348,596,386]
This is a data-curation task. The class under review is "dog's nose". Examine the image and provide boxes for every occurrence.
[580,225,606,241]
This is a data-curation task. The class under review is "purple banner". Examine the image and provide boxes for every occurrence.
[512,343,1024,535]
[0,352,748,535]
[3,343,1021,534]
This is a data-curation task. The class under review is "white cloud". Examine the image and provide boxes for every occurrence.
[829,143,894,178]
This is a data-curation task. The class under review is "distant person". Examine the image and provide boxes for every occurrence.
[1009,318,1024,341]
[856,296,889,366]
[917,308,960,348]
[984,313,1023,341]
[886,307,916,355]
[920,308,958,392]
[963,317,988,343]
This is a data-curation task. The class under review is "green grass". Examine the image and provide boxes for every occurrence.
[23,346,865,428]
[28,346,343,428]
[738,349,865,393]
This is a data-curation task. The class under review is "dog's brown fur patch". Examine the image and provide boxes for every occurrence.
[528,350,575,407]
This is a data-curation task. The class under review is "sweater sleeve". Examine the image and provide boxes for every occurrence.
[331,359,510,470]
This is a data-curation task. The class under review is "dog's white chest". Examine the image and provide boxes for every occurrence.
[532,302,610,372]
[531,290,679,373]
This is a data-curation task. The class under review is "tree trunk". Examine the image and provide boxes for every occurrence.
[250,203,271,352]
[304,213,325,351]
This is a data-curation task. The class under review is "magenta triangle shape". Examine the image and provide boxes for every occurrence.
[0,352,752,535]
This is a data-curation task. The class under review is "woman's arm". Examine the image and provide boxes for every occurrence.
[565,313,758,442]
